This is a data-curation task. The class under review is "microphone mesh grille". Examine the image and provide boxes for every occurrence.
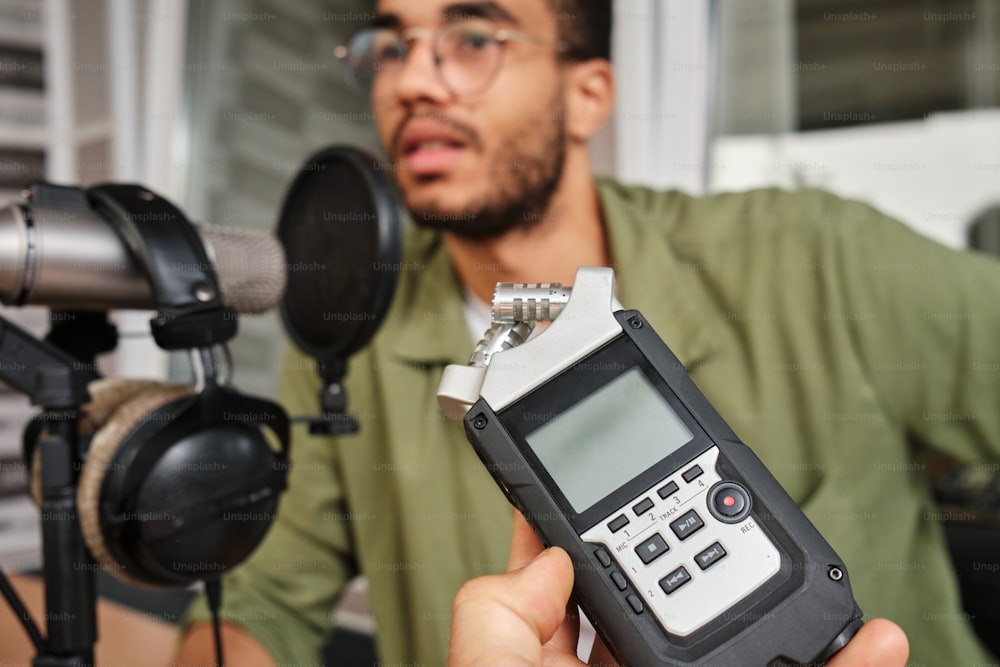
[197,225,286,314]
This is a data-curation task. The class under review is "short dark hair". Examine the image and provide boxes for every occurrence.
[547,0,612,62]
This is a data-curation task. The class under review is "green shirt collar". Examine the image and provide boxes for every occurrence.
[391,178,721,368]
[596,177,721,370]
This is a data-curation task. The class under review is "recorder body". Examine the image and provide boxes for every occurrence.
[437,267,863,666]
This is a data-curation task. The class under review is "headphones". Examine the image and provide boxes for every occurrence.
[23,183,291,588]
[28,374,289,587]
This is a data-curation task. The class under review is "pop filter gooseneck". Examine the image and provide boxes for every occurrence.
[276,145,402,434]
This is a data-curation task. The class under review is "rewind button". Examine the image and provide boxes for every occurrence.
[658,566,692,595]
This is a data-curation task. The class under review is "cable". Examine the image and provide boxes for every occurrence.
[217,344,234,386]
[194,345,233,388]
[205,577,225,667]
[0,567,46,653]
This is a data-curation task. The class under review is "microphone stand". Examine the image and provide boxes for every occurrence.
[308,355,359,436]
[0,183,246,666]
[0,312,104,666]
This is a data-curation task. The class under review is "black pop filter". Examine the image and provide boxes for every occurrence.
[276,145,402,434]
[278,145,402,360]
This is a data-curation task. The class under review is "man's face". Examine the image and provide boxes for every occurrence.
[370,0,569,239]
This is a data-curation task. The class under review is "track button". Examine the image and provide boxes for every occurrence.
[608,514,630,533]
[682,465,704,482]
[657,481,679,499]
[632,497,654,515]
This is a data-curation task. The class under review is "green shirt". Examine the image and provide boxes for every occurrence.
[182,180,1000,666]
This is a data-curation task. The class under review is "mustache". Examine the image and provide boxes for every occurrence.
[389,111,482,159]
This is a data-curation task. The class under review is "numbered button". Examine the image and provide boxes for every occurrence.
[632,497,654,515]
[657,481,679,499]
[608,514,630,533]
[682,465,704,482]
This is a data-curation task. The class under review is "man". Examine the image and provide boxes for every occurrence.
[176,1,1000,665]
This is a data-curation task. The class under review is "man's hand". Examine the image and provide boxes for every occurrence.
[448,513,910,667]
[449,512,584,667]
[826,619,909,667]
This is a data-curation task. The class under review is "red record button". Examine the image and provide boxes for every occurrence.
[708,482,751,523]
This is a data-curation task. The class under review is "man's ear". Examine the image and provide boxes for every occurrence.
[564,59,614,142]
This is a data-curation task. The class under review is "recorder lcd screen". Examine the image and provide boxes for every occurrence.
[525,368,694,513]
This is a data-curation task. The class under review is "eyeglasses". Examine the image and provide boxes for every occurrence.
[335,19,567,100]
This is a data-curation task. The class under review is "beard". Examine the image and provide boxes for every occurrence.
[399,97,568,241]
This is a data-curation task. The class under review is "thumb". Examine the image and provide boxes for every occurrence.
[449,547,577,667]
[826,619,909,667]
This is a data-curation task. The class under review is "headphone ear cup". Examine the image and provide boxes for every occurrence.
[25,378,166,508]
[123,394,286,587]
[76,383,195,588]
[29,376,288,588]
[80,378,165,433]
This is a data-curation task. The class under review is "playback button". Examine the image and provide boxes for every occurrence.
[669,509,705,541]
[694,542,728,570]
[635,533,669,565]
[707,482,752,523]
[658,566,691,595]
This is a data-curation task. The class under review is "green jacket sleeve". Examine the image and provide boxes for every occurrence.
[178,345,359,665]
[830,194,1000,464]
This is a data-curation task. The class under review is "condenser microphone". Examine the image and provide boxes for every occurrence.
[0,195,285,313]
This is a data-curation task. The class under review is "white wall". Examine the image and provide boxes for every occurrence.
[611,0,715,193]
[711,110,1000,249]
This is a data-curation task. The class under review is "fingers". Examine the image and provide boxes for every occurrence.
[495,512,905,667]
[480,518,905,667]
[543,601,582,660]
[507,511,584,657]
[449,546,580,667]
[827,619,909,667]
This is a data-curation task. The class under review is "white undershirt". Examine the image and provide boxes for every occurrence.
[462,288,494,344]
